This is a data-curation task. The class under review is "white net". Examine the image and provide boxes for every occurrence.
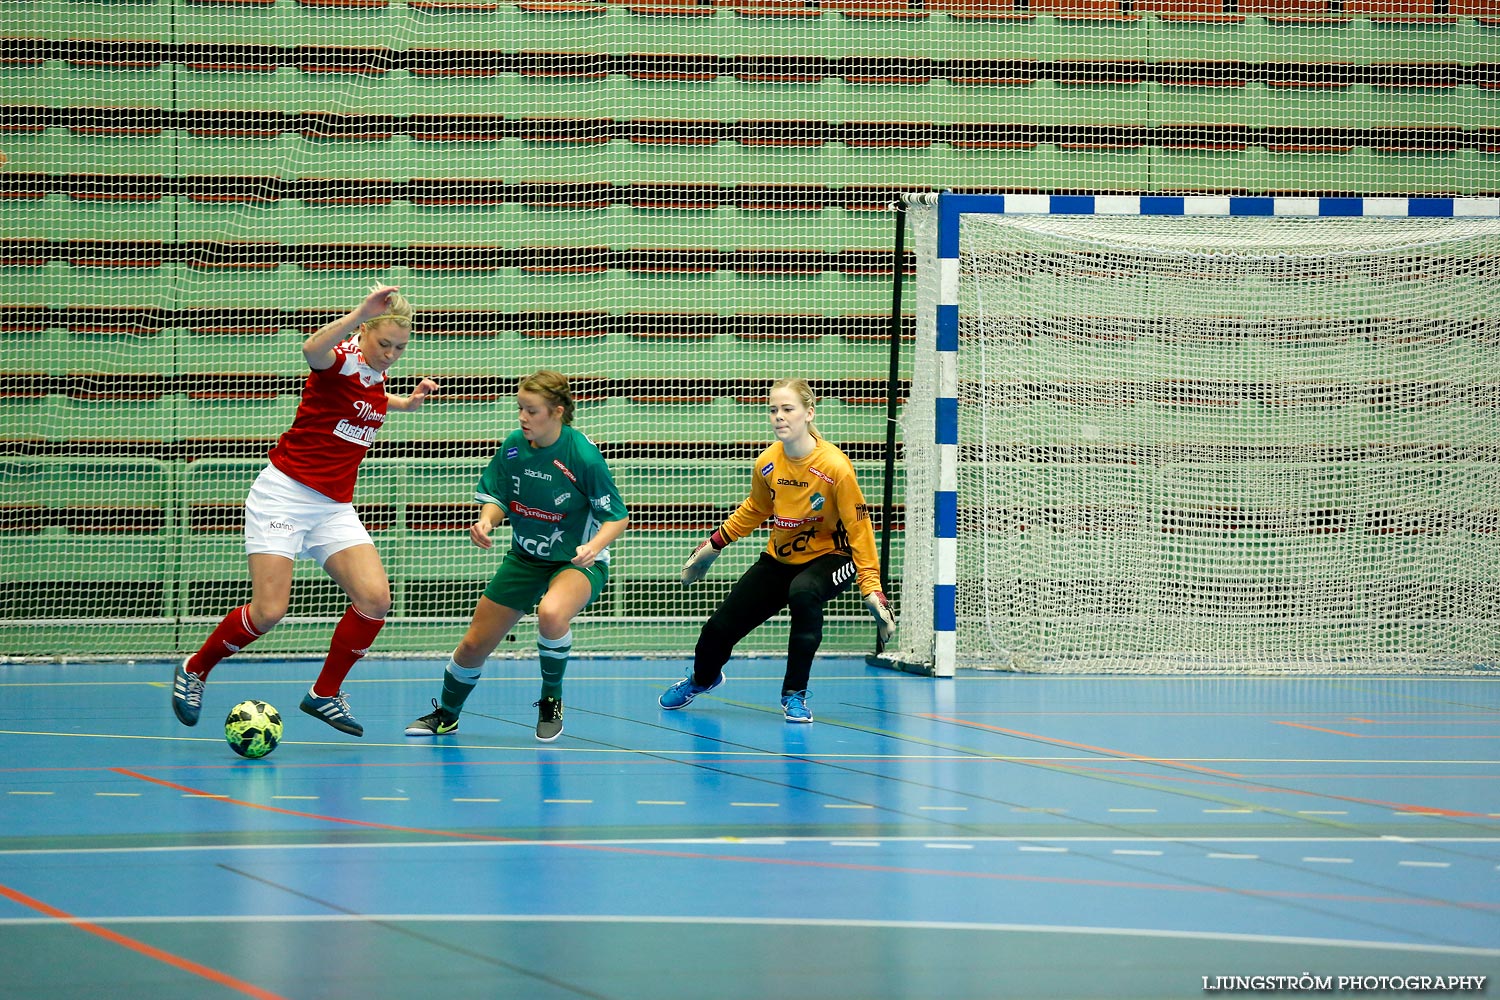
[4,0,1499,659]
[0,3,909,659]
[898,205,1500,673]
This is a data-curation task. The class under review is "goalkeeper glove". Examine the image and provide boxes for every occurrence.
[681,530,729,586]
[865,591,896,645]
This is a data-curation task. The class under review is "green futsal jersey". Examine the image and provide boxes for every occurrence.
[475,425,628,564]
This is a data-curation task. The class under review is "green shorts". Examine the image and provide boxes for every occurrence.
[484,547,609,612]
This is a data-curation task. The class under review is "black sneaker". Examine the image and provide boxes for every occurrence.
[405,699,459,737]
[534,696,563,742]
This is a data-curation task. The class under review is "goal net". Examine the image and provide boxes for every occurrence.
[888,193,1500,676]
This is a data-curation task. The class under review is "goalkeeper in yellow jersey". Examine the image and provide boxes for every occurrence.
[658,377,896,723]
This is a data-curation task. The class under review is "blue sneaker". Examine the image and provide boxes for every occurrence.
[781,690,813,723]
[300,690,364,737]
[171,657,206,727]
[658,672,723,710]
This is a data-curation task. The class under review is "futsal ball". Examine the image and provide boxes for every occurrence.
[225,700,283,759]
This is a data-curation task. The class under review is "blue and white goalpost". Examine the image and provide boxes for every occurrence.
[883,192,1500,678]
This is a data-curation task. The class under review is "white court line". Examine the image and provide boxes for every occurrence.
[3,835,1498,857]
[2,913,1490,958]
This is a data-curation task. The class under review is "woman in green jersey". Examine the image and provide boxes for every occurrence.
[405,370,629,742]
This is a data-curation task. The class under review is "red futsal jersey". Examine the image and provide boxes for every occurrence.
[267,339,388,503]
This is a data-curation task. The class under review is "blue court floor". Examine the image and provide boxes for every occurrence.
[0,657,1497,1000]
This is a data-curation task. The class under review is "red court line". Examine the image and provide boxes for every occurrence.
[919,715,1248,777]
[1276,722,1500,739]
[112,768,519,842]
[3,757,747,775]
[920,716,1492,819]
[570,845,1500,910]
[3,756,1029,777]
[1064,765,1500,788]
[104,770,1500,910]
[945,712,1500,718]
[1340,721,1500,726]
[1060,765,1325,794]
[1239,774,1500,780]
[0,882,291,1000]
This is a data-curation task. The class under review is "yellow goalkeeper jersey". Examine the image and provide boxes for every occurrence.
[718,436,883,597]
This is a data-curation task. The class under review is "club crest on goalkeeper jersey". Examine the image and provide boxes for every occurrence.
[475,425,628,564]
[719,437,882,597]
[267,339,388,503]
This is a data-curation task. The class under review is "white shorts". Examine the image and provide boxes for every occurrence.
[243,465,373,567]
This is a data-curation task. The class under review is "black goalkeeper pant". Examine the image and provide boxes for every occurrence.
[692,552,857,695]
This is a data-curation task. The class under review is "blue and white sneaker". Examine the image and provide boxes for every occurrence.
[171,657,206,727]
[300,690,364,737]
[658,671,723,710]
[781,690,813,724]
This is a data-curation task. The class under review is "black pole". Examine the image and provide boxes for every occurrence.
[876,200,907,654]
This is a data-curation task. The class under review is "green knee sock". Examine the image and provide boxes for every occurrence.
[537,631,572,700]
[439,658,482,716]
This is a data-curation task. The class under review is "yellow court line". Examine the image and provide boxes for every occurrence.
[3,729,1499,766]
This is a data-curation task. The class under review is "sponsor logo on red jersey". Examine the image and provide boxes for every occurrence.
[332,419,379,448]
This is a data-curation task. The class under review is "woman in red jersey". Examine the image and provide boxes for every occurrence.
[171,285,439,737]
